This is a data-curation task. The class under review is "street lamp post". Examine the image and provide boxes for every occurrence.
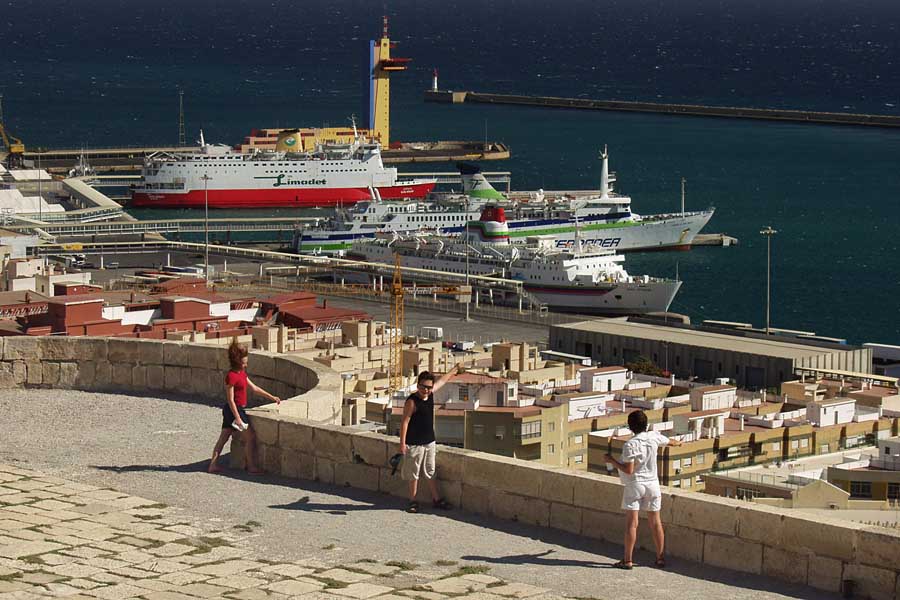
[201,174,211,285]
[760,226,777,334]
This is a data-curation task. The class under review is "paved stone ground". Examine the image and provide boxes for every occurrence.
[2,390,841,600]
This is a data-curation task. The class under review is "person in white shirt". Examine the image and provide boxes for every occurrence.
[604,409,682,570]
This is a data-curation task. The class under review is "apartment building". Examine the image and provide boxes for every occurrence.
[827,437,900,501]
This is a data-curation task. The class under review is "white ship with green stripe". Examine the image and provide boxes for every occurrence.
[294,148,714,254]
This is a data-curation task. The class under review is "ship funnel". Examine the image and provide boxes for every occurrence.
[465,205,510,245]
[600,145,610,199]
[457,162,505,200]
[276,129,304,152]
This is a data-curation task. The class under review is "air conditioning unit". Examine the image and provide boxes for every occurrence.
[828,503,839,510]
[675,468,681,474]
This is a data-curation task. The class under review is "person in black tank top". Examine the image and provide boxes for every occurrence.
[399,367,458,513]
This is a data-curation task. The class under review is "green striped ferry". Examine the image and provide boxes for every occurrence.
[294,148,714,255]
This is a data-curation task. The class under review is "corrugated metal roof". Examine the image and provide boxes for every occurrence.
[554,319,859,360]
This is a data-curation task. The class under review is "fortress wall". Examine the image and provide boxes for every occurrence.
[2,335,896,599]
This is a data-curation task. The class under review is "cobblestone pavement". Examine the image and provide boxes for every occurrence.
[3,391,839,600]
[0,463,564,600]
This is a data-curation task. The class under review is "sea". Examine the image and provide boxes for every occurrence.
[3,0,899,344]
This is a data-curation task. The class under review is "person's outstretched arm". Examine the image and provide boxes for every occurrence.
[432,365,460,394]
[248,377,281,405]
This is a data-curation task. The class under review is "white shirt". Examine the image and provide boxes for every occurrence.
[620,431,669,484]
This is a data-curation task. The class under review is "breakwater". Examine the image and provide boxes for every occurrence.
[425,90,900,128]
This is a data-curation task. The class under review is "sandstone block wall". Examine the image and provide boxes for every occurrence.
[240,407,900,600]
[0,336,342,423]
[4,336,897,599]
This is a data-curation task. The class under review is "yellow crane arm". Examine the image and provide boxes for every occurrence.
[0,123,25,154]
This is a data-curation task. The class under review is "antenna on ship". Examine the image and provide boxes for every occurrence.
[600,145,610,199]
[681,177,686,218]
[178,90,186,148]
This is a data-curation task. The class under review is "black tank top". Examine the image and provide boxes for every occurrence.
[406,392,436,446]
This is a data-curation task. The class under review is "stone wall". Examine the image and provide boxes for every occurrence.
[3,336,898,599]
[0,336,342,424]
[241,410,900,600]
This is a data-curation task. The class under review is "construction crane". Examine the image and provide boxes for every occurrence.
[388,252,405,397]
[0,94,25,168]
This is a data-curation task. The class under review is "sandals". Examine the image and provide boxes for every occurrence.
[432,498,452,510]
[613,560,633,570]
[406,501,419,513]
[655,557,666,568]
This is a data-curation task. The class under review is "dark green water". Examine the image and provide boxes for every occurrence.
[4,0,899,343]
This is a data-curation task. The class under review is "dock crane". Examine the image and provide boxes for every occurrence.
[0,95,26,168]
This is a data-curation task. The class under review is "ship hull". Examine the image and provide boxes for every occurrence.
[131,182,436,208]
[522,280,681,315]
[297,210,714,254]
[345,251,681,315]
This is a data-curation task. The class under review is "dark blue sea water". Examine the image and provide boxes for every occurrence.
[3,0,900,343]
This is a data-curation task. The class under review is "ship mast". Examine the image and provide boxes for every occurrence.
[600,145,610,199]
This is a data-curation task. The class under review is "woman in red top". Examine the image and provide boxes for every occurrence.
[208,340,281,474]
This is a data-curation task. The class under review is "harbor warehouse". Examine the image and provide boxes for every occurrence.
[549,318,872,389]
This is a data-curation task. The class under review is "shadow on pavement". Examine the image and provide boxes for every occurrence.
[461,549,607,569]
[93,461,209,473]
[90,456,836,600]
[269,495,396,515]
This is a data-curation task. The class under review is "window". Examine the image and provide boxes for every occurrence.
[520,421,541,439]
[574,435,584,445]
[683,457,692,468]
[473,424,484,436]
[888,483,900,501]
[548,421,555,432]
[457,387,469,403]
[771,442,781,452]
[683,478,692,488]
[573,454,584,464]
[737,487,761,500]
[672,459,681,471]
[696,453,705,465]
[547,444,555,454]
[820,444,830,454]
[790,440,799,450]
[672,480,681,488]
[495,426,505,440]
[850,481,872,499]
[800,439,809,449]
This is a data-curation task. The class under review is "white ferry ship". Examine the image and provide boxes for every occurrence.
[131,129,435,208]
[346,206,682,315]
[295,148,714,253]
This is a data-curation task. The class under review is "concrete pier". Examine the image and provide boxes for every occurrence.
[425,90,900,128]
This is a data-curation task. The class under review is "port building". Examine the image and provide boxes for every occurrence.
[549,317,872,390]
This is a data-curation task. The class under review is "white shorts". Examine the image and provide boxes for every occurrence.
[402,442,436,481]
[621,481,662,512]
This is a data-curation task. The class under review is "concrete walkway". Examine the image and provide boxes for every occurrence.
[2,390,841,600]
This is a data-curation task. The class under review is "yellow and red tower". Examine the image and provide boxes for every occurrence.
[366,16,410,147]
